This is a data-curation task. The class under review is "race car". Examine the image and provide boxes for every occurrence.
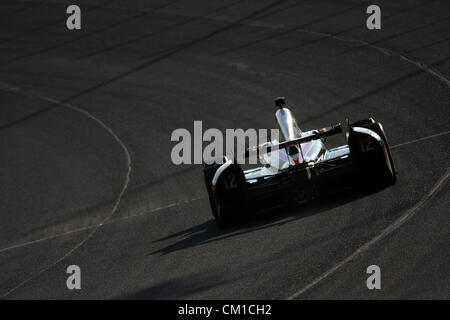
[203,97,397,227]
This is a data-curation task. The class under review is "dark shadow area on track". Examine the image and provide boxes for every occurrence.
[122,269,238,299]
[149,183,394,256]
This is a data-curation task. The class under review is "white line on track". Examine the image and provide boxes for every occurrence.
[0,15,448,296]
[290,29,450,87]
[0,129,447,255]
[0,197,205,255]
[140,10,450,87]
[391,130,450,149]
[0,82,132,298]
[288,167,450,300]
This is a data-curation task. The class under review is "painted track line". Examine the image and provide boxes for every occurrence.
[0,197,205,255]
[290,28,450,87]
[0,82,132,298]
[0,129,448,254]
[391,130,450,149]
[288,167,449,300]
[156,9,449,86]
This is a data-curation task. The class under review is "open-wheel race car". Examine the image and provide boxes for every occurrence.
[203,97,397,227]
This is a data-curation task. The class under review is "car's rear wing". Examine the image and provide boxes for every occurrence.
[245,123,342,158]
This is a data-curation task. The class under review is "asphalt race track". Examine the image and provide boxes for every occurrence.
[0,0,449,299]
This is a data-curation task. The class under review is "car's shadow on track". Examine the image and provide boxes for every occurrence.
[148,184,391,256]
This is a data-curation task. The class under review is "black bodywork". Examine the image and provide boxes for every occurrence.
[204,119,396,226]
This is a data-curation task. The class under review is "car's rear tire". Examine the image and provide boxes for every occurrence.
[212,163,246,227]
[214,200,233,228]
[348,120,396,187]
[203,162,221,219]
[351,118,375,127]
[359,121,397,186]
